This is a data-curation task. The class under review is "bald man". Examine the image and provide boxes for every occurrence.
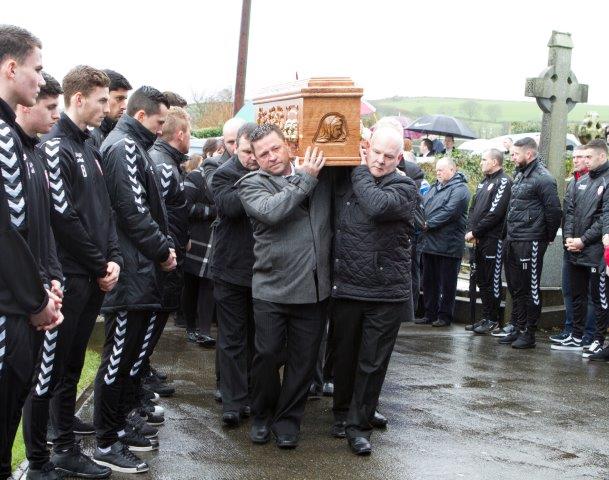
[330,127,418,455]
[418,157,470,327]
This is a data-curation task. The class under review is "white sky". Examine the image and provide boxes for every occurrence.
[5,0,609,104]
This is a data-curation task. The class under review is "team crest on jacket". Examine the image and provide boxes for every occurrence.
[487,184,494,191]
[598,185,604,196]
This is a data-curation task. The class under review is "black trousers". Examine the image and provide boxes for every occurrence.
[504,240,547,331]
[312,316,334,389]
[475,238,504,323]
[422,253,461,324]
[0,315,40,480]
[411,234,422,316]
[141,310,170,379]
[215,279,254,413]
[183,273,215,335]
[569,263,609,342]
[94,310,156,448]
[251,299,326,436]
[331,299,403,440]
[23,276,104,468]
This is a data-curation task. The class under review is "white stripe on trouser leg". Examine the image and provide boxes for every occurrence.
[493,240,503,299]
[35,328,59,396]
[104,311,128,385]
[600,273,608,310]
[130,314,156,377]
[0,316,6,375]
[530,241,540,306]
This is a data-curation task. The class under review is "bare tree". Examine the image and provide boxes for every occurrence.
[189,88,234,129]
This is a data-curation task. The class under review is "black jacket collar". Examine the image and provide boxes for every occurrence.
[519,158,539,177]
[589,161,609,179]
[58,113,90,143]
[485,168,504,180]
[153,139,188,166]
[116,115,156,150]
[100,117,117,136]
[0,97,16,127]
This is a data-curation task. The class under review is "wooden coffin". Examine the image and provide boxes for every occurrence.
[252,77,363,166]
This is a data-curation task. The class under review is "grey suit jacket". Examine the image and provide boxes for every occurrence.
[237,167,332,304]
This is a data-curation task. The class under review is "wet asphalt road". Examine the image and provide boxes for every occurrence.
[75,323,609,480]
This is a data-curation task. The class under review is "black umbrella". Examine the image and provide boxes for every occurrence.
[406,114,477,139]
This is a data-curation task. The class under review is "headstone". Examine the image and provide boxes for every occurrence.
[525,31,588,199]
[253,77,363,166]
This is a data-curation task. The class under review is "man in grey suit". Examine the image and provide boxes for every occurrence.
[237,123,331,450]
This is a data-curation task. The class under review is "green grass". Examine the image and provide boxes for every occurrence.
[11,349,101,471]
[371,96,609,124]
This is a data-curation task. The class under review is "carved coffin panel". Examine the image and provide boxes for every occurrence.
[253,77,363,166]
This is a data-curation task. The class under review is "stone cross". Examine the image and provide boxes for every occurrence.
[525,31,588,199]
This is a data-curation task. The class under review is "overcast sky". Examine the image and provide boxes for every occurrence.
[5,0,609,104]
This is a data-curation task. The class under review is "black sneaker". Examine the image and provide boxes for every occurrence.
[583,340,603,358]
[133,407,165,426]
[141,386,160,402]
[52,443,111,478]
[465,319,485,332]
[140,397,165,416]
[308,384,322,399]
[491,324,516,337]
[414,317,433,325]
[322,382,334,397]
[589,346,609,362]
[150,365,168,381]
[512,330,536,349]
[197,334,216,349]
[473,319,498,335]
[73,416,95,435]
[93,441,149,474]
[26,462,60,480]
[549,331,570,344]
[186,330,198,343]
[127,411,158,439]
[498,330,520,345]
[550,335,583,351]
[119,426,159,452]
[144,374,175,397]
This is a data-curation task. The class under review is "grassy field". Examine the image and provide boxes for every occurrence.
[11,349,101,470]
[370,96,609,125]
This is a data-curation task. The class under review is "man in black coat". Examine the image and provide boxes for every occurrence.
[25,66,121,479]
[500,137,561,349]
[211,122,258,427]
[465,149,512,334]
[93,87,175,474]
[418,157,470,327]
[0,26,63,480]
[89,70,131,150]
[331,127,417,455]
[553,139,609,355]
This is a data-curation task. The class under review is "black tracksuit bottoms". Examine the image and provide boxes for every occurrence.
[422,253,461,324]
[94,310,156,448]
[23,276,104,469]
[475,238,504,323]
[0,315,40,479]
[504,240,547,331]
[183,273,215,336]
[569,262,609,342]
[215,279,254,414]
[251,299,326,436]
[331,299,404,440]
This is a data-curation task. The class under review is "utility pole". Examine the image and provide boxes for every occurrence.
[233,0,252,115]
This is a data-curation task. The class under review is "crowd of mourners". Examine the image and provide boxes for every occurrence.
[2,24,609,480]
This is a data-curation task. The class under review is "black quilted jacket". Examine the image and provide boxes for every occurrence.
[331,166,418,302]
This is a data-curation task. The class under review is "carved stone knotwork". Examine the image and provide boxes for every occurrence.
[314,113,348,144]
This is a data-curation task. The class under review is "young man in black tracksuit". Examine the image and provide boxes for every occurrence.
[94,86,174,474]
[89,70,131,150]
[464,148,512,335]
[24,66,123,480]
[146,106,192,395]
[553,139,609,356]
[0,26,63,480]
[331,128,418,456]
[211,122,258,427]
[500,137,562,349]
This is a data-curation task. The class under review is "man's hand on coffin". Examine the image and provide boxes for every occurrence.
[296,146,326,178]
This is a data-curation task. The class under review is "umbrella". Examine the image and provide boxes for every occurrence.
[372,115,423,139]
[360,99,376,116]
[407,114,477,139]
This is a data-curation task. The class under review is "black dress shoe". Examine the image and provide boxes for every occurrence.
[197,334,216,349]
[250,424,271,444]
[331,421,346,438]
[222,411,240,427]
[240,405,251,418]
[370,410,387,429]
[348,436,372,456]
[414,317,433,325]
[275,433,299,449]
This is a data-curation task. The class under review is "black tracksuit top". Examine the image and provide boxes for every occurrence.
[39,113,122,278]
[467,169,512,240]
